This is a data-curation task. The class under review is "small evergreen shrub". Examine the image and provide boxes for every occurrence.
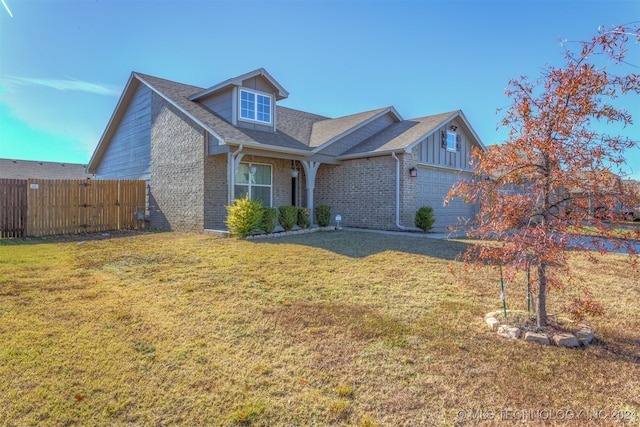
[278,205,298,231]
[415,206,436,232]
[315,204,331,227]
[261,207,277,234]
[225,195,263,237]
[297,207,311,229]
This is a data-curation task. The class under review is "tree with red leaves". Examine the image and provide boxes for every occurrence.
[447,24,640,328]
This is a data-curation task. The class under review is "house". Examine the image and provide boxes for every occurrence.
[87,68,486,232]
[0,158,93,180]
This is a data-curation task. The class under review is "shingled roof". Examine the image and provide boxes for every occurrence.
[341,111,458,157]
[0,159,92,180]
[91,71,480,169]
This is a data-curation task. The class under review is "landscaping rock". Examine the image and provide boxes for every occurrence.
[524,331,551,345]
[576,326,594,345]
[486,317,500,331]
[497,325,522,339]
[553,333,580,347]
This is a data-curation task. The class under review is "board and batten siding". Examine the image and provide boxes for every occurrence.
[415,120,474,171]
[95,84,152,181]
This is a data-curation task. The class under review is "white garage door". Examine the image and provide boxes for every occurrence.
[415,168,476,231]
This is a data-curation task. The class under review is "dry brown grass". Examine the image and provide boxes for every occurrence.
[0,230,638,426]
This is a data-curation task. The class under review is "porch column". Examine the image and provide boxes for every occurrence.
[227,145,244,204]
[301,161,321,225]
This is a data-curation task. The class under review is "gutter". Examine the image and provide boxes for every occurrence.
[391,152,420,231]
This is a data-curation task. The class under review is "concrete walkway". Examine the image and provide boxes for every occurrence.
[340,227,466,240]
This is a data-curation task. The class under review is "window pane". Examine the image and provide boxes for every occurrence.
[235,163,249,184]
[256,94,271,123]
[240,91,255,119]
[253,164,271,185]
[447,132,456,151]
[252,186,271,207]
[234,185,248,200]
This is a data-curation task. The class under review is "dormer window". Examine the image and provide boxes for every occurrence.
[240,89,272,124]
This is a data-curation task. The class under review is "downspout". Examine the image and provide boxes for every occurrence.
[228,144,243,204]
[391,152,419,231]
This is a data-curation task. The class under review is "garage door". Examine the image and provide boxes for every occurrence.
[415,168,476,231]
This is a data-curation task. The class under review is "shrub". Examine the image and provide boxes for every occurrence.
[225,195,263,237]
[278,205,298,231]
[297,207,311,229]
[261,207,277,234]
[315,204,331,227]
[415,206,435,232]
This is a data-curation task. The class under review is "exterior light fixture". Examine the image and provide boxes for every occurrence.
[409,167,417,177]
[335,214,342,229]
[291,160,299,178]
[249,165,257,175]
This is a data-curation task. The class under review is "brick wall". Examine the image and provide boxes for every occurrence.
[149,93,205,231]
[314,155,398,229]
[204,153,228,229]
[203,155,307,229]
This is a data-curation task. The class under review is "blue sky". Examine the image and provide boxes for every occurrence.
[1,0,639,179]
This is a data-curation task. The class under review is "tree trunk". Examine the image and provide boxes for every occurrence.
[536,263,548,328]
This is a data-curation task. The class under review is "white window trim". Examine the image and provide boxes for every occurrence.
[446,131,457,152]
[238,89,273,125]
[235,162,273,206]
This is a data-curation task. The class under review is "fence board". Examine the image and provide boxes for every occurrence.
[0,179,146,238]
[0,179,28,238]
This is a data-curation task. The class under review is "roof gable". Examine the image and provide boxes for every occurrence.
[340,110,486,158]
[189,68,289,101]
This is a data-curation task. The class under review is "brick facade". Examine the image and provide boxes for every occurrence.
[148,97,431,232]
[149,93,206,231]
[315,155,397,229]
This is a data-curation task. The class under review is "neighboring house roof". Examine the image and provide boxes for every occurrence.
[89,70,486,172]
[0,158,92,180]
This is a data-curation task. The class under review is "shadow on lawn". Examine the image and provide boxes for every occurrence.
[250,229,472,260]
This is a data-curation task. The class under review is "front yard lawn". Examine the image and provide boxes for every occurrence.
[0,231,638,425]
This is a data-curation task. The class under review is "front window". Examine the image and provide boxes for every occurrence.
[239,89,272,124]
[446,131,457,152]
[235,162,272,206]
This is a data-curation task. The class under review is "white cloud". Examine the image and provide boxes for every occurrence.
[0,76,121,96]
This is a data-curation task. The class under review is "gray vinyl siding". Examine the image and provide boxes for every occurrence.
[237,120,272,132]
[319,113,396,156]
[416,119,474,171]
[95,84,151,180]
[241,76,274,93]
[198,87,233,122]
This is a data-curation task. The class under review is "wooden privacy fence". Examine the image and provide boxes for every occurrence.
[0,179,146,238]
[0,179,27,238]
